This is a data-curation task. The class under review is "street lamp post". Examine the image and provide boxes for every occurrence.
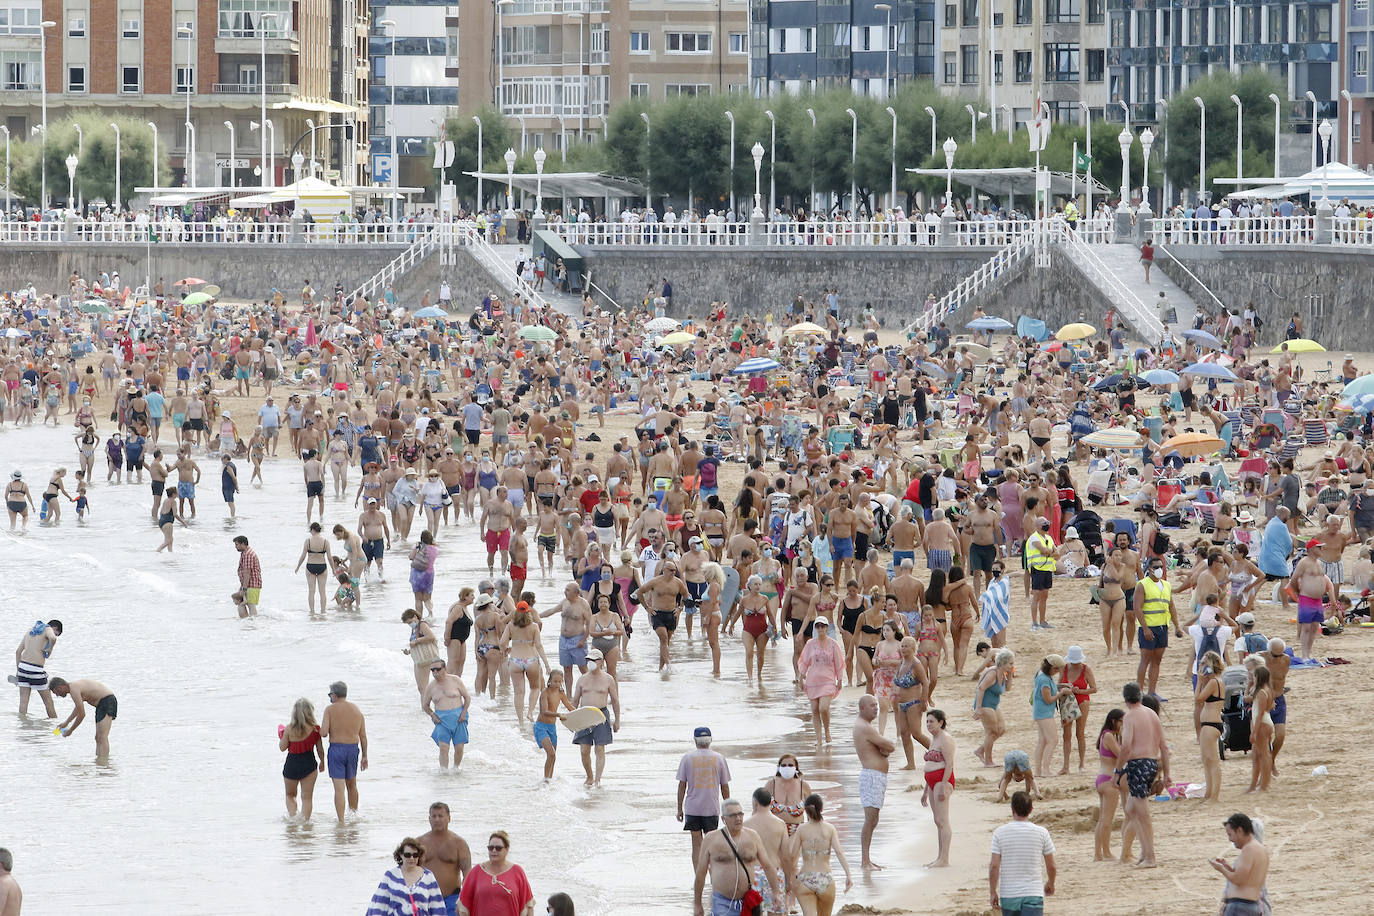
[1140,127,1155,211]
[557,115,567,163]
[1156,98,1169,208]
[966,103,979,143]
[641,112,651,209]
[1,126,9,216]
[517,114,527,154]
[222,121,234,188]
[258,12,278,189]
[1319,119,1333,205]
[1268,93,1282,179]
[496,0,514,108]
[765,109,775,215]
[1079,101,1093,217]
[185,122,196,188]
[533,147,546,218]
[72,124,82,211]
[39,19,56,210]
[110,123,121,208]
[806,107,816,213]
[65,153,77,211]
[1117,127,1132,212]
[1342,88,1354,163]
[1194,97,1206,202]
[1001,104,1012,142]
[380,20,399,222]
[942,136,956,216]
[503,147,516,220]
[1230,94,1243,190]
[472,115,483,211]
[147,122,159,191]
[751,141,765,217]
[1118,99,1130,132]
[178,25,193,186]
[924,106,937,157]
[845,107,857,214]
[306,118,316,176]
[725,110,736,217]
[1306,90,1318,169]
[885,106,897,210]
[265,120,275,186]
[875,2,892,97]
[291,149,304,183]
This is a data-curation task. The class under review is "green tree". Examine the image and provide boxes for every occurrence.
[8,116,163,208]
[1162,69,1286,203]
[441,107,512,207]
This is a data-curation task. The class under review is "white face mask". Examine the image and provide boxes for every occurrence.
[1150,567,1163,579]
[778,765,797,779]
[588,661,600,672]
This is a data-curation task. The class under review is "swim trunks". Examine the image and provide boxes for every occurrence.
[485,528,511,552]
[327,742,360,779]
[363,539,385,561]
[1123,757,1158,798]
[558,634,588,668]
[533,721,558,748]
[1297,594,1324,625]
[927,548,953,572]
[859,767,888,809]
[831,536,853,560]
[431,706,469,746]
[94,694,118,722]
[176,482,195,499]
[15,660,48,690]
[509,564,527,581]
[572,707,613,746]
[969,543,998,573]
[652,610,678,632]
[1138,624,1169,648]
[306,480,324,499]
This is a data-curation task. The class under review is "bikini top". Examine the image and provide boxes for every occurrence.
[1098,743,1117,759]
[893,664,919,689]
[923,749,945,763]
[860,623,883,635]
[770,799,803,818]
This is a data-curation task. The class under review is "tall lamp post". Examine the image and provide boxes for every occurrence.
[110,123,122,208]
[1156,97,1169,208]
[1001,104,1012,142]
[557,115,567,163]
[885,105,897,210]
[1318,118,1333,207]
[1342,88,1354,163]
[1117,126,1131,211]
[496,0,514,108]
[845,107,857,214]
[725,110,736,217]
[1230,94,1243,190]
[1,125,9,216]
[1194,97,1206,202]
[1079,100,1093,216]
[258,12,278,189]
[516,114,527,154]
[380,19,398,221]
[1268,93,1282,179]
[147,122,159,191]
[533,146,546,218]
[806,107,817,212]
[38,19,56,210]
[750,141,765,217]
[472,115,483,211]
[184,122,196,188]
[306,118,316,176]
[178,25,194,186]
[503,147,516,219]
[1306,90,1318,169]
[966,103,980,142]
[222,121,234,187]
[942,136,956,216]
[924,105,937,157]
[875,2,892,97]
[641,111,651,209]
[1140,127,1155,212]
[65,152,77,211]
[764,109,775,215]
[72,124,82,211]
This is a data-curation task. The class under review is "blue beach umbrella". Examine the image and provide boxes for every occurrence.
[1141,369,1180,386]
[966,316,1014,331]
[732,357,781,374]
[1182,362,1239,381]
[1182,329,1222,348]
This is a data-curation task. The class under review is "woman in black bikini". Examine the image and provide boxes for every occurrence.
[1194,649,1225,801]
[294,522,334,614]
[837,580,867,687]
[5,470,34,531]
[444,587,475,677]
[854,595,885,693]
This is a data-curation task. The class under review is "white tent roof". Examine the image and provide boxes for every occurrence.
[1221,162,1374,203]
[231,176,352,207]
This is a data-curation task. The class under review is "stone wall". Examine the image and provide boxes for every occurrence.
[1160,246,1369,350]
[0,243,407,302]
[389,249,511,309]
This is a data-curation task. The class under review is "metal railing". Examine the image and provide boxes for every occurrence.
[1059,230,1165,343]
[460,224,549,310]
[581,273,619,311]
[0,219,418,245]
[554,218,1046,248]
[350,227,443,301]
[1149,215,1315,246]
[211,82,297,95]
[1156,243,1227,315]
[903,223,1039,336]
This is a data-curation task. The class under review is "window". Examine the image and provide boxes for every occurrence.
[0,3,41,34]
[1087,0,1103,24]
[1045,43,1079,81]
[1355,112,1363,144]
[67,65,85,92]
[237,63,258,87]
[1359,0,1369,11]
[1045,0,1079,24]
[943,50,956,84]
[68,17,85,36]
[629,82,649,98]
[665,83,710,96]
[961,0,977,27]
[1016,0,1031,25]
[0,49,39,89]
[994,51,1003,84]
[773,28,786,52]
[1357,47,1369,79]
[176,66,195,94]
[121,66,141,93]
[1086,48,1104,82]
[122,18,140,38]
[1135,10,1154,45]
[665,32,711,53]
[803,28,813,52]
[1014,50,1032,83]
[629,30,649,52]
[1267,5,1284,42]
[217,0,291,39]
[1110,12,1126,46]
[944,4,956,27]
[730,32,746,53]
[961,44,978,83]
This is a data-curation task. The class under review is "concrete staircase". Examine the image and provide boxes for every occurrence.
[487,241,581,317]
[1054,236,1198,345]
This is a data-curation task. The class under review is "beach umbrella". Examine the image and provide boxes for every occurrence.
[660,331,695,345]
[174,277,206,287]
[517,325,557,341]
[785,321,827,336]
[1158,432,1225,458]
[1182,329,1222,348]
[1342,375,1374,400]
[182,292,213,306]
[1040,340,1065,352]
[202,285,222,297]
[1055,322,1096,341]
[1141,368,1180,386]
[1340,393,1374,414]
[1182,362,1239,381]
[414,306,446,318]
[4,328,31,338]
[1271,338,1325,354]
[78,301,112,315]
[732,357,781,374]
[1091,373,1146,391]
[916,361,949,379]
[950,341,993,360]
[1196,352,1234,366]
[644,317,679,334]
[337,324,361,335]
[966,316,1014,331]
[1081,428,1144,450]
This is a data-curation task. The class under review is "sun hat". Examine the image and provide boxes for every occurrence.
[1064,645,1086,665]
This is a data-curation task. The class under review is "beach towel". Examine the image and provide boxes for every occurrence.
[980,577,1011,638]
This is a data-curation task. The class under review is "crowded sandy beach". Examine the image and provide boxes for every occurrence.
[2,265,1368,916]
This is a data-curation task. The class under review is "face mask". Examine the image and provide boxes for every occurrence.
[1150,568,1163,579]
[693,542,703,552]
[778,765,797,779]
[588,661,600,672]
[600,570,612,582]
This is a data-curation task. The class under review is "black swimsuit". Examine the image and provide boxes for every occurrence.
[451,615,473,642]
[840,596,865,634]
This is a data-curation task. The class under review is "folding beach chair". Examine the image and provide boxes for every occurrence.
[1303,417,1330,447]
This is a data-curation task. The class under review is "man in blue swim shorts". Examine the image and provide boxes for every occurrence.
[417,802,472,916]
[320,680,367,823]
[571,648,620,787]
[423,663,471,769]
[828,491,859,584]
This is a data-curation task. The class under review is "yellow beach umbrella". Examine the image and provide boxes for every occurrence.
[660,331,695,345]
[1270,338,1325,354]
[1055,322,1096,341]
[785,322,828,336]
[1158,431,1225,458]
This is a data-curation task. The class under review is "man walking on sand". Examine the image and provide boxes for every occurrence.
[1209,813,1270,916]
[853,694,894,870]
[320,680,368,823]
[1118,682,1169,868]
[989,791,1056,916]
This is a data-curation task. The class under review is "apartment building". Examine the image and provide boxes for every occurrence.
[749,0,937,97]
[0,0,368,198]
[1106,0,1339,132]
[1344,0,1373,168]
[934,0,1109,126]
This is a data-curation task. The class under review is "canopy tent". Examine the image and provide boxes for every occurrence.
[905,166,1111,197]
[229,177,424,219]
[461,171,649,200]
[1218,162,1374,204]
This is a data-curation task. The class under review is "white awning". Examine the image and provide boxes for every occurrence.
[905,166,1110,196]
[462,170,648,198]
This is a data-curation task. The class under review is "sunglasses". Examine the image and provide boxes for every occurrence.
[430,666,445,673]
[487,844,506,851]
[401,851,421,859]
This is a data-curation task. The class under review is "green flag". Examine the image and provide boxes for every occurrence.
[1075,151,1092,171]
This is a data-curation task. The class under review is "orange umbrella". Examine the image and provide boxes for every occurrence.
[1158,432,1224,458]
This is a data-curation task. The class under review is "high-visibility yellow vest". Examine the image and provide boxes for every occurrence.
[1026,533,1056,572]
[1140,577,1172,626]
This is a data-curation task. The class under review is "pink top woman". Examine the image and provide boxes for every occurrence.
[797,631,845,700]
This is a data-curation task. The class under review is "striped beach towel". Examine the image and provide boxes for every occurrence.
[980,577,1011,638]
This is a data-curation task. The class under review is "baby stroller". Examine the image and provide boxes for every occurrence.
[868,494,895,549]
[1073,509,1104,565]
[1218,665,1252,760]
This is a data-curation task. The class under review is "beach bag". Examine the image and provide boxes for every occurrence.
[410,545,429,570]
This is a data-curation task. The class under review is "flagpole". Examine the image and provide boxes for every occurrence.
[1071,140,1078,204]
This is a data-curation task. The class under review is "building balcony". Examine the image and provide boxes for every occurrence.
[212,82,299,96]
[502,50,609,67]
[215,33,299,56]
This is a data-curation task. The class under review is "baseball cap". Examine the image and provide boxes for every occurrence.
[813,615,831,628]
[586,647,604,661]
[1305,538,1322,550]
[693,726,712,738]
[1236,612,1256,627]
